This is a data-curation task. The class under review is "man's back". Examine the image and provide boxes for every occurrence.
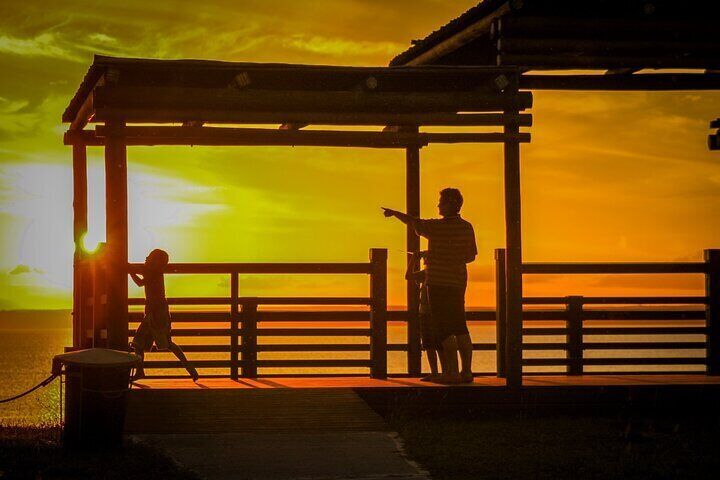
[416,216,477,288]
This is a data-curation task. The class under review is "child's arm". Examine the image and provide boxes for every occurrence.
[405,252,422,281]
[129,272,145,287]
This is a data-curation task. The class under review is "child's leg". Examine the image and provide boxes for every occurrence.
[440,335,460,382]
[133,346,146,379]
[169,342,199,380]
[427,349,439,375]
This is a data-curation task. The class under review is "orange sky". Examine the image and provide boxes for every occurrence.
[0,1,718,309]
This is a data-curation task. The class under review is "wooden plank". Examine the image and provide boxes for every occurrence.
[257,311,370,322]
[523,296,708,305]
[129,297,232,305]
[242,300,258,378]
[256,360,371,368]
[499,38,720,56]
[406,135,421,377]
[128,312,231,322]
[497,16,719,40]
[94,109,533,127]
[500,53,720,70]
[582,358,706,366]
[72,143,87,349]
[503,75,524,387]
[230,273,239,380]
[494,248,507,377]
[128,261,371,274]
[257,344,370,352]
[520,73,720,91]
[94,126,529,147]
[142,360,233,369]
[93,86,533,113]
[706,249,720,374]
[104,122,128,350]
[369,249,388,379]
[522,262,707,275]
[129,328,232,336]
[584,327,706,336]
[582,310,705,321]
[244,297,371,305]
[399,1,513,66]
[258,328,371,337]
[584,342,706,350]
[522,328,566,336]
[566,296,584,375]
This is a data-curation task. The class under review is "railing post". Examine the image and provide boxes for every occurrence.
[370,248,388,379]
[566,296,584,375]
[241,299,258,378]
[230,273,239,380]
[705,249,720,375]
[495,248,507,377]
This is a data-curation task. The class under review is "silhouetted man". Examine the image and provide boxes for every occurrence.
[383,188,477,383]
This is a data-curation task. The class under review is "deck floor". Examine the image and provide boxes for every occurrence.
[131,374,720,390]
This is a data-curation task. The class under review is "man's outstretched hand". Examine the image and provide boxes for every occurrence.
[381,207,396,218]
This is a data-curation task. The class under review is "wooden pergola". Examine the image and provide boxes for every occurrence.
[390,0,720,386]
[62,56,533,377]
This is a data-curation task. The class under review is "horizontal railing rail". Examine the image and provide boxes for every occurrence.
[496,248,719,377]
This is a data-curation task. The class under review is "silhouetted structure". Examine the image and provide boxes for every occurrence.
[63,1,720,385]
[392,0,720,387]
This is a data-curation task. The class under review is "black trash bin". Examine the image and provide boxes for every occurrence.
[53,348,139,448]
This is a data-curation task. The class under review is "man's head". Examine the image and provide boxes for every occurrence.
[438,188,463,217]
[145,249,169,269]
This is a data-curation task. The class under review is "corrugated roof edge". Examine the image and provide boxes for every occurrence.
[389,0,509,66]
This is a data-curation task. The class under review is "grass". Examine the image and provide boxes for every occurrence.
[0,423,198,480]
[388,410,720,480]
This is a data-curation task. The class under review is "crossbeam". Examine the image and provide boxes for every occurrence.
[74,126,530,148]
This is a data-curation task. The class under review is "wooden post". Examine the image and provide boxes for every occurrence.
[705,249,720,375]
[566,296,584,376]
[503,78,524,388]
[241,299,258,378]
[370,248,388,379]
[495,248,507,377]
[406,132,422,376]
[230,273,239,380]
[72,143,88,349]
[104,121,129,351]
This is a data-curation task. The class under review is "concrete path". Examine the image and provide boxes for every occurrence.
[134,432,429,480]
[126,386,429,479]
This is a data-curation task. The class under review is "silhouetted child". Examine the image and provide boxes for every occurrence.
[129,249,198,382]
[406,251,445,381]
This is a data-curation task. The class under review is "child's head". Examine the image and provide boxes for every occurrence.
[438,188,463,217]
[145,249,169,269]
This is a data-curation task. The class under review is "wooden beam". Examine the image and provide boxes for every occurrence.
[519,73,720,91]
[497,16,719,40]
[405,129,422,376]
[400,1,515,66]
[72,144,87,349]
[503,77,523,388]
[498,38,720,56]
[500,53,720,70]
[94,126,529,148]
[93,86,533,114]
[64,130,103,146]
[104,121,129,351]
[94,109,533,127]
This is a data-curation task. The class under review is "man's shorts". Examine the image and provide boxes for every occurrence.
[427,284,469,342]
[419,311,443,351]
[132,310,171,351]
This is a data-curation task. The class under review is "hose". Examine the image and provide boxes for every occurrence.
[0,373,59,404]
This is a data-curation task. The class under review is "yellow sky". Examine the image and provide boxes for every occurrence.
[0,1,718,309]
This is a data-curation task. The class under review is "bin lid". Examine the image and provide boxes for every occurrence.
[53,348,140,368]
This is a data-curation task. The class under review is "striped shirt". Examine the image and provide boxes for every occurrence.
[415,215,477,287]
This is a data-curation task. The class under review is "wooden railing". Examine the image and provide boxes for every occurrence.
[126,248,388,379]
[495,248,719,376]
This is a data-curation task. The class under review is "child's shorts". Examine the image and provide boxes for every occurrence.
[132,311,171,351]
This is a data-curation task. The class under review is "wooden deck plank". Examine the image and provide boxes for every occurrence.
[131,374,720,390]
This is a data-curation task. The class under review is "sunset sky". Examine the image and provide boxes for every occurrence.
[0,0,718,310]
